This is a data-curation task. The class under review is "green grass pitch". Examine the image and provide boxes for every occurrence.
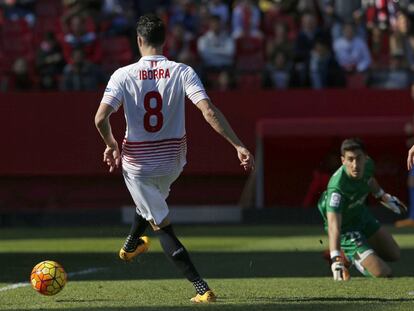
[1,225,414,310]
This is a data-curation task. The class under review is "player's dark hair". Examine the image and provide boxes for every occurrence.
[136,14,166,47]
[340,138,366,156]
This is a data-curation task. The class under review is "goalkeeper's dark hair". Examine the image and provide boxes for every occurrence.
[340,138,366,156]
[136,14,166,47]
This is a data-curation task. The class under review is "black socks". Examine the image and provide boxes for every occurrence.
[156,224,210,294]
[129,212,149,238]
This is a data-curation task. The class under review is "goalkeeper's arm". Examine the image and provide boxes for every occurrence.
[369,178,407,215]
[327,212,349,281]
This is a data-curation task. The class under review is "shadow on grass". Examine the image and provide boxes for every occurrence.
[2,225,414,241]
[2,250,414,282]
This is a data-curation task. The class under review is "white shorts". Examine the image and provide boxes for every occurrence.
[123,169,181,225]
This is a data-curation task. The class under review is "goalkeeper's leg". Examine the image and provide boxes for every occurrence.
[358,251,392,277]
[368,227,400,262]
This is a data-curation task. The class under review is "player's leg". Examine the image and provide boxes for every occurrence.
[357,251,392,277]
[367,226,400,262]
[340,230,389,278]
[119,211,150,261]
[119,171,154,261]
[149,173,216,303]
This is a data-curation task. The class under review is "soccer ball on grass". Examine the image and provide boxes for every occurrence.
[30,260,67,295]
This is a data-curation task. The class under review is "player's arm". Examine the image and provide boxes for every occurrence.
[327,211,341,255]
[94,103,120,173]
[327,211,349,280]
[195,98,254,171]
[408,145,414,170]
[368,178,407,215]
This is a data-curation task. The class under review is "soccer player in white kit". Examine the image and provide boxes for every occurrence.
[95,14,254,303]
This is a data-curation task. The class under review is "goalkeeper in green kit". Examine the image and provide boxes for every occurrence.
[318,138,406,280]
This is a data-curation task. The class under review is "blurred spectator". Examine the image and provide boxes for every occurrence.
[309,39,345,88]
[197,2,211,35]
[163,22,197,64]
[368,52,412,88]
[100,0,134,36]
[10,57,32,90]
[262,1,297,41]
[321,0,365,40]
[169,0,199,35]
[263,50,291,89]
[297,0,322,14]
[395,0,414,18]
[291,11,325,86]
[333,22,372,72]
[294,12,324,63]
[265,21,294,62]
[61,15,102,64]
[197,15,235,72]
[36,32,65,90]
[368,25,390,68]
[390,10,414,71]
[61,0,102,28]
[215,70,236,91]
[232,0,262,39]
[207,0,229,26]
[61,48,102,91]
[364,0,390,31]
[1,0,35,26]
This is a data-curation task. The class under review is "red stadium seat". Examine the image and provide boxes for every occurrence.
[2,35,34,60]
[33,17,62,44]
[346,73,367,89]
[238,73,262,89]
[1,19,30,38]
[35,0,63,18]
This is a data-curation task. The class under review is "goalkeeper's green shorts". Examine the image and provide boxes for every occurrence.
[340,212,381,264]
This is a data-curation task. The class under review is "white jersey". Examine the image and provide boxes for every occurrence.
[101,55,209,176]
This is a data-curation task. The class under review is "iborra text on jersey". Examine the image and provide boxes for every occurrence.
[139,68,170,80]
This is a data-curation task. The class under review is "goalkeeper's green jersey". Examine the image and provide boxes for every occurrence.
[318,157,375,232]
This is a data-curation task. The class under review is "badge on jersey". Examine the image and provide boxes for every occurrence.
[329,192,341,208]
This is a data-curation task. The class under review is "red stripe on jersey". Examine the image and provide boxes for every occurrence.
[123,141,186,152]
[122,135,186,175]
[123,154,181,164]
[123,146,186,159]
[123,153,182,165]
[123,135,186,146]
[123,140,186,150]
[123,147,185,157]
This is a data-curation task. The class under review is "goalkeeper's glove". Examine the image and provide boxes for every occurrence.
[331,256,350,281]
[380,194,408,215]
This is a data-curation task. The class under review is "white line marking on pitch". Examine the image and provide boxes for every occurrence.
[0,267,106,292]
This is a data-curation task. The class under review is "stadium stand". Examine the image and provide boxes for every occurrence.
[0,0,414,91]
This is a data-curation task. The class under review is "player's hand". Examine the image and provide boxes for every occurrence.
[407,145,414,170]
[236,146,255,171]
[380,194,408,215]
[103,143,121,173]
[331,257,350,281]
